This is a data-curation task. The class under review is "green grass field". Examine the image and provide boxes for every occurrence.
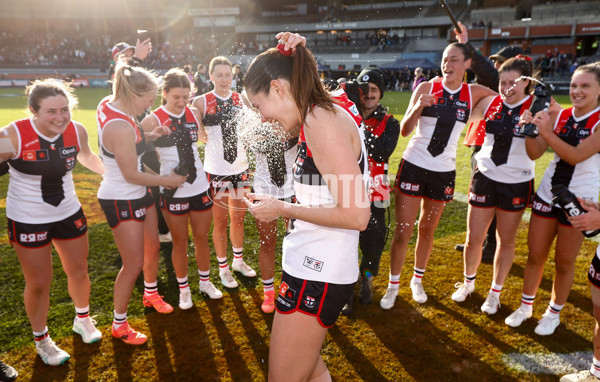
[0,87,593,381]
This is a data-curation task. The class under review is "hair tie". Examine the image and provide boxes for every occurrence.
[277,43,292,57]
[516,54,531,62]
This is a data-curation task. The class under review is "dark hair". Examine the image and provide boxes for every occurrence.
[446,42,472,61]
[162,68,192,105]
[574,63,600,103]
[197,64,205,71]
[26,78,78,113]
[209,56,232,74]
[244,45,334,123]
[499,56,537,94]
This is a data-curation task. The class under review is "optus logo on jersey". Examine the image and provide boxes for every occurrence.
[59,146,77,158]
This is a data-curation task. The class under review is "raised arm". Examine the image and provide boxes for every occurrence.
[400,82,433,137]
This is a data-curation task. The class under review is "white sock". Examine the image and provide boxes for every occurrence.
[388,274,400,290]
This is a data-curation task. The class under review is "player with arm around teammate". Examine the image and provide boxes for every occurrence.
[450,57,559,313]
[503,63,600,336]
[380,42,496,310]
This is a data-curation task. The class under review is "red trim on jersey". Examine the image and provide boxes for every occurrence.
[13,118,79,159]
[204,92,242,116]
[97,97,142,143]
[429,77,471,106]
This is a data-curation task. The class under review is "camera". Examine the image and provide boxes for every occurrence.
[339,80,369,115]
[163,161,189,198]
[551,184,600,238]
[518,82,552,138]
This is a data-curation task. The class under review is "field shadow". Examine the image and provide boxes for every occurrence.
[29,357,69,382]
[229,290,271,376]
[145,306,220,381]
[206,295,253,382]
[111,336,145,381]
[367,297,522,381]
[328,325,387,381]
[72,337,101,382]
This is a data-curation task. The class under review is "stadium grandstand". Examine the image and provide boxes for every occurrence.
[0,0,598,90]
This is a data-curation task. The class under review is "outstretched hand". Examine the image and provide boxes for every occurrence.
[454,21,469,44]
[134,38,152,61]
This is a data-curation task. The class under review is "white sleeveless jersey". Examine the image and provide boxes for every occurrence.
[151,106,210,197]
[283,98,369,284]
[200,91,248,176]
[475,95,535,183]
[537,106,600,205]
[252,136,297,199]
[403,79,473,172]
[7,118,82,223]
[96,96,147,200]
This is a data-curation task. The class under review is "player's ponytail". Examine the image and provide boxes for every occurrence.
[112,63,159,116]
[244,45,334,123]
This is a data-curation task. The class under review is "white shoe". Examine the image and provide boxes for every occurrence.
[560,370,600,382]
[504,305,533,327]
[380,287,398,310]
[451,281,474,302]
[410,279,427,304]
[199,281,224,299]
[35,336,70,366]
[232,260,257,277]
[158,232,172,243]
[219,269,239,289]
[534,311,560,336]
[481,293,500,315]
[179,288,193,310]
[72,317,102,344]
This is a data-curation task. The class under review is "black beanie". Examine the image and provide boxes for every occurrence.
[357,67,385,99]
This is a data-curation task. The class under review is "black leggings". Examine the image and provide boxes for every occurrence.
[359,203,388,276]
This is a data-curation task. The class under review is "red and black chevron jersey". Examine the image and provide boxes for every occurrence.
[283,90,369,284]
[293,90,365,188]
[475,95,535,183]
[537,106,600,205]
[151,105,210,197]
[96,96,147,200]
[200,91,248,175]
[7,118,82,223]
[403,78,473,172]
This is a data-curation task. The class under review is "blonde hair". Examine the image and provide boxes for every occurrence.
[111,63,159,116]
